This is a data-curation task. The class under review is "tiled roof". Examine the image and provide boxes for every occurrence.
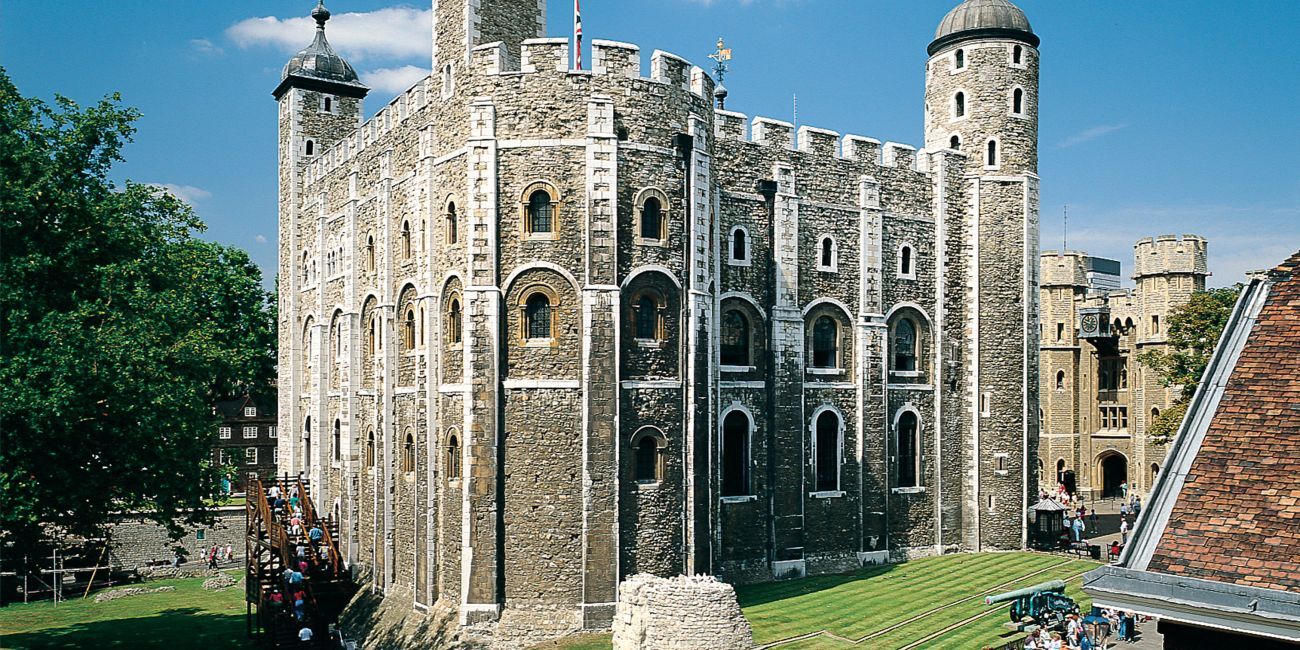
[1145,251,1300,592]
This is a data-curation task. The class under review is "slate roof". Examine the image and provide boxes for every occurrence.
[1145,252,1300,592]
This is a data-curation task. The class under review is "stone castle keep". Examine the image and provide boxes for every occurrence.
[275,0,1042,642]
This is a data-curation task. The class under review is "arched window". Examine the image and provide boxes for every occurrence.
[814,410,840,492]
[446,202,457,244]
[811,316,839,369]
[525,293,552,340]
[333,419,341,462]
[1151,407,1161,420]
[447,298,463,344]
[899,245,914,277]
[1055,370,1066,391]
[1150,463,1160,483]
[365,429,375,468]
[400,220,412,259]
[1013,45,1023,65]
[303,417,312,470]
[721,411,750,496]
[955,49,965,70]
[895,411,919,488]
[403,308,416,350]
[442,63,453,96]
[635,295,659,340]
[986,140,998,167]
[1056,458,1066,484]
[305,139,314,156]
[640,196,663,240]
[730,227,748,263]
[954,92,965,118]
[633,430,666,484]
[893,319,917,372]
[526,190,553,234]
[720,310,750,366]
[401,432,415,473]
[949,135,961,151]
[446,432,461,480]
[1013,88,1024,114]
[365,234,375,272]
[819,236,836,270]
[323,96,333,113]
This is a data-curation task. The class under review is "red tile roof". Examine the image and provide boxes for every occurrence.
[1146,251,1300,592]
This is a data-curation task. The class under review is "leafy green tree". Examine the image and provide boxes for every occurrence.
[1137,286,1240,444]
[0,69,276,559]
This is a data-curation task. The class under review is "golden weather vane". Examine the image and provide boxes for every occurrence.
[708,38,732,85]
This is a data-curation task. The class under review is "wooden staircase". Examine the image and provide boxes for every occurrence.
[246,475,355,648]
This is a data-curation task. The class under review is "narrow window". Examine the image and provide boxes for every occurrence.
[446,433,461,480]
[815,411,839,492]
[526,190,553,234]
[900,245,913,276]
[949,135,961,151]
[896,412,918,488]
[442,64,453,96]
[1151,407,1161,420]
[366,430,375,468]
[1055,370,1066,391]
[635,436,660,483]
[955,92,965,118]
[635,296,658,340]
[721,411,750,496]
[419,307,425,345]
[1013,88,1024,114]
[1013,45,1023,64]
[333,420,341,462]
[955,49,965,69]
[323,96,333,113]
[812,316,839,369]
[303,417,311,470]
[893,319,917,372]
[446,202,458,244]
[820,237,834,269]
[1057,322,1065,341]
[401,220,412,259]
[980,392,991,417]
[402,432,415,473]
[1152,314,1160,335]
[525,293,552,340]
[403,309,416,350]
[640,197,663,240]
[1151,463,1160,483]
[986,140,998,167]
[447,298,463,344]
[731,228,747,261]
[720,311,750,366]
[305,139,314,156]
[365,235,375,271]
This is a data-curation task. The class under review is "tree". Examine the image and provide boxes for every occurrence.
[0,69,276,559]
[1137,286,1241,444]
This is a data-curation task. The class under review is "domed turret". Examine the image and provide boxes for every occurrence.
[272,2,367,100]
[929,0,1038,55]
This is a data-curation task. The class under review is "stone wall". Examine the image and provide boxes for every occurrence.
[612,574,752,650]
[106,507,245,570]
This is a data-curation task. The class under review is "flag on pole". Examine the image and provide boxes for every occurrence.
[574,0,583,70]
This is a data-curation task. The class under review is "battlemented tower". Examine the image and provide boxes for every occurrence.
[924,0,1041,550]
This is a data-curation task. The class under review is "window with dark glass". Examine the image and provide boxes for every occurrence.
[720,311,750,366]
[893,319,917,372]
[955,92,965,118]
[446,434,461,480]
[525,293,552,340]
[403,309,416,350]
[731,229,747,261]
[527,190,553,234]
[820,237,834,268]
[635,296,658,340]
[401,220,412,258]
[901,245,913,276]
[446,202,458,244]
[812,316,838,369]
[896,412,918,487]
[721,411,749,496]
[1013,88,1024,114]
[640,197,663,240]
[987,140,998,166]
[815,411,839,492]
[955,49,965,69]
[402,433,415,473]
[635,436,660,483]
[333,420,341,462]
[949,135,961,150]
[447,298,462,344]
[1013,45,1023,64]
[366,430,375,468]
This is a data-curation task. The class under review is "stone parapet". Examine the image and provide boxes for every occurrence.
[612,574,753,649]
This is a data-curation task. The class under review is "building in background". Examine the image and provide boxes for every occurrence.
[214,395,278,493]
[1039,235,1209,499]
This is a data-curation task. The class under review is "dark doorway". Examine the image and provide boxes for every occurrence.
[1100,454,1127,498]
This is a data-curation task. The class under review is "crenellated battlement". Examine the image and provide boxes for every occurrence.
[1132,234,1209,278]
[714,110,937,173]
[469,39,711,99]
[303,75,432,186]
[1039,250,1089,287]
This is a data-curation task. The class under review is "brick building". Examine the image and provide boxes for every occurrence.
[214,395,278,493]
[1084,251,1300,647]
[274,0,1043,644]
[1039,236,1210,499]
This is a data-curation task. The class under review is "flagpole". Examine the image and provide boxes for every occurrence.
[574,0,583,70]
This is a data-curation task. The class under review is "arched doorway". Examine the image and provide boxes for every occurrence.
[1098,452,1128,498]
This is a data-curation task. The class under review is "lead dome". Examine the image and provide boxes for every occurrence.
[930,0,1038,54]
[276,2,365,95]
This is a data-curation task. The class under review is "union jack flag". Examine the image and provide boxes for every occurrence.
[574,0,583,70]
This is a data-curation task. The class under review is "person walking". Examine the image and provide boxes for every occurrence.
[1133,496,1142,519]
[1119,501,1129,519]
[1120,481,1128,500]
[1120,518,1130,545]
[1089,507,1098,530]
[224,543,234,563]
[1072,516,1085,543]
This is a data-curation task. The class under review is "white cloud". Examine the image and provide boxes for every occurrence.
[255,235,269,244]
[362,65,431,95]
[190,38,224,56]
[148,183,212,204]
[1057,123,1128,149]
[226,7,432,61]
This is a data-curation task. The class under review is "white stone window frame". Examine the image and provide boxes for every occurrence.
[243,426,258,439]
[630,426,668,488]
[808,404,846,498]
[804,300,853,377]
[994,453,1009,476]
[890,405,925,493]
[983,137,1001,171]
[727,225,752,267]
[440,63,454,100]
[520,180,562,242]
[952,88,970,122]
[816,235,838,273]
[444,291,465,350]
[1008,85,1028,119]
[633,187,671,247]
[896,242,917,280]
[303,138,316,158]
[319,94,336,114]
[1055,370,1066,392]
[245,447,258,465]
[980,392,992,418]
[219,426,232,439]
[1009,44,1028,69]
[269,426,277,439]
[718,403,757,503]
[243,406,257,417]
[444,196,460,247]
[273,448,279,464]
[518,283,560,348]
[444,427,463,485]
[719,293,763,372]
[951,47,967,74]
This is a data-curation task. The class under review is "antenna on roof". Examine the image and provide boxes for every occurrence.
[1063,204,1068,251]
[793,93,798,129]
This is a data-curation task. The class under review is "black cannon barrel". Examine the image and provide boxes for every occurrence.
[984,580,1067,605]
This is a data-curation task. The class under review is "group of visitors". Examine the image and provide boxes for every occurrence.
[260,477,336,646]
[1025,608,1143,649]
[205,543,235,569]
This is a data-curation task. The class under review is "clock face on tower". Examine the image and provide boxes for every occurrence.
[1081,314,1098,334]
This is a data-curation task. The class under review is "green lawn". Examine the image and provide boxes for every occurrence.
[0,570,250,649]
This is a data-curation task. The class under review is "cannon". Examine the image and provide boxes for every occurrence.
[985,580,1079,630]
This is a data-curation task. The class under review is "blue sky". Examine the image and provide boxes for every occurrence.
[3,1,1297,288]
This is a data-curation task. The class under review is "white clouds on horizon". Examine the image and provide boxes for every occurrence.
[362,65,431,95]
[225,8,432,62]
[1057,123,1128,149]
[148,183,212,205]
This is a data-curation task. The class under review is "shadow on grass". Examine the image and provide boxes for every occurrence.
[734,563,899,608]
[1,607,250,649]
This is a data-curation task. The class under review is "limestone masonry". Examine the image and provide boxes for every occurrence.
[275,0,1043,644]
[612,574,752,649]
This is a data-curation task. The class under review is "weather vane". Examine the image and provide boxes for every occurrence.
[709,38,732,109]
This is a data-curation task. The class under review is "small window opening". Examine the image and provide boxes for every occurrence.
[446,202,458,244]
[1013,45,1023,64]
[721,412,750,496]
[949,135,961,150]
[365,430,375,468]
[812,316,839,369]
[1013,88,1024,114]
[333,420,341,462]
[893,319,917,372]
[634,435,661,483]
[900,245,913,276]
[446,434,461,480]
[896,412,918,488]
[640,197,663,240]
[814,411,839,492]
[635,296,659,340]
[402,433,415,473]
[525,293,552,340]
[955,49,965,69]
[526,190,554,234]
[986,140,998,167]
[447,298,463,344]
[731,229,747,261]
[323,96,333,112]
[720,310,750,366]
[305,139,314,156]
[955,92,965,118]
